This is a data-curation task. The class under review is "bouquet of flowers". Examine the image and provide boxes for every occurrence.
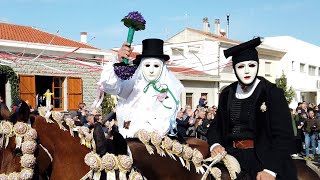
[114,11,146,80]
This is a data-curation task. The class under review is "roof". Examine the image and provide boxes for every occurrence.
[0,23,98,49]
[186,28,240,44]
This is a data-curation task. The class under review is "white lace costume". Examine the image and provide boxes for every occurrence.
[98,57,184,138]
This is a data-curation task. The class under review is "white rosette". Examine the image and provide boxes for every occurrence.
[19,168,34,180]
[0,174,8,180]
[182,145,193,170]
[210,167,222,180]
[150,131,165,157]
[13,122,29,149]
[84,131,93,149]
[8,172,19,180]
[172,141,185,167]
[118,155,133,180]
[52,111,67,131]
[78,126,89,145]
[84,152,102,180]
[222,154,241,180]
[24,128,37,141]
[65,118,76,137]
[101,153,118,180]
[21,141,37,154]
[191,149,205,174]
[1,121,13,148]
[161,136,175,160]
[44,110,54,123]
[137,130,153,155]
[37,107,46,117]
[0,136,3,149]
[128,170,144,180]
[20,154,36,169]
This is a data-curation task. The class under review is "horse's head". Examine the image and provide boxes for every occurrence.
[9,100,30,124]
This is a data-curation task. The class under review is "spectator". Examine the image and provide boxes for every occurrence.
[83,114,95,129]
[198,95,208,108]
[304,109,318,160]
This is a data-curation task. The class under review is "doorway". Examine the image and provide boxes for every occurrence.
[0,74,7,103]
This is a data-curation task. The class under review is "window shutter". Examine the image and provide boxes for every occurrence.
[68,77,82,111]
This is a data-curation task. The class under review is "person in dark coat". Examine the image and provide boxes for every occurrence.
[206,37,297,179]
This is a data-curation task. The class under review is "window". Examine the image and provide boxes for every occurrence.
[308,65,316,76]
[186,93,193,109]
[292,61,295,71]
[300,63,305,73]
[53,77,65,109]
[318,67,320,76]
[265,62,271,76]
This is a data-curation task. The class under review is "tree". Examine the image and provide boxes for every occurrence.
[275,71,295,104]
[101,93,115,117]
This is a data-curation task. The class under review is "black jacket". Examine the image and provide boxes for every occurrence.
[207,77,297,179]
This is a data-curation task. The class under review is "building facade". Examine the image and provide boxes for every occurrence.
[0,23,113,111]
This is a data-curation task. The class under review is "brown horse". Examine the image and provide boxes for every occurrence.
[1,102,319,180]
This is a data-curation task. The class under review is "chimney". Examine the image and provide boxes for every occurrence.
[202,17,210,33]
[214,19,220,35]
[80,32,87,44]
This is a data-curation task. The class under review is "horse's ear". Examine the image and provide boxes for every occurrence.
[93,123,109,156]
[0,103,11,120]
[15,101,30,123]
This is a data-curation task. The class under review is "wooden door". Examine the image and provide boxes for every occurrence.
[68,77,82,111]
[19,75,36,108]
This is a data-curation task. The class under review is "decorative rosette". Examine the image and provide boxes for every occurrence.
[20,154,36,169]
[210,167,222,180]
[150,131,165,156]
[129,170,144,180]
[192,149,205,174]
[84,131,93,149]
[161,136,175,159]
[52,111,67,131]
[8,172,19,180]
[0,174,8,180]
[65,118,76,137]
[101,153,118,180]
[137,129,153,155]
[78,126,90,145]
[84,152,101,171]
[38,107,46,117]
[172,141,185,167]
[182,145,193,171]
[118,155,133,180]
[0,137,3,149]
[1,121,13,148]
[24,128,37,141]
[84,152,102,180]
[21,141,37,154]
[222,154,241,180]
[13,122,29,149]
[19,168,34,180]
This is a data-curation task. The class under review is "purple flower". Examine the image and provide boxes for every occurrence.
[122,11,146,31]
[113,63,137,80]
[124,11,146,24]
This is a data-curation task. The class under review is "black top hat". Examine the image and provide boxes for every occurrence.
[224,37,262,67]
[134,38,170,65]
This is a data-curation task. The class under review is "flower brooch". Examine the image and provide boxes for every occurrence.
[260,102,267,112]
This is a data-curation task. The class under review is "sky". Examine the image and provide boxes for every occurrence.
[1,0,319,49]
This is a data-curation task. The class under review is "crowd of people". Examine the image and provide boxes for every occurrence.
[291,101,320,160]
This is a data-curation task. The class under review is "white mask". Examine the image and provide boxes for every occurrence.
[141,57,164,82]
[235,60,258,85]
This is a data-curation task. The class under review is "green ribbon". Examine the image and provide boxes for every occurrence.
[143,81,179,109]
